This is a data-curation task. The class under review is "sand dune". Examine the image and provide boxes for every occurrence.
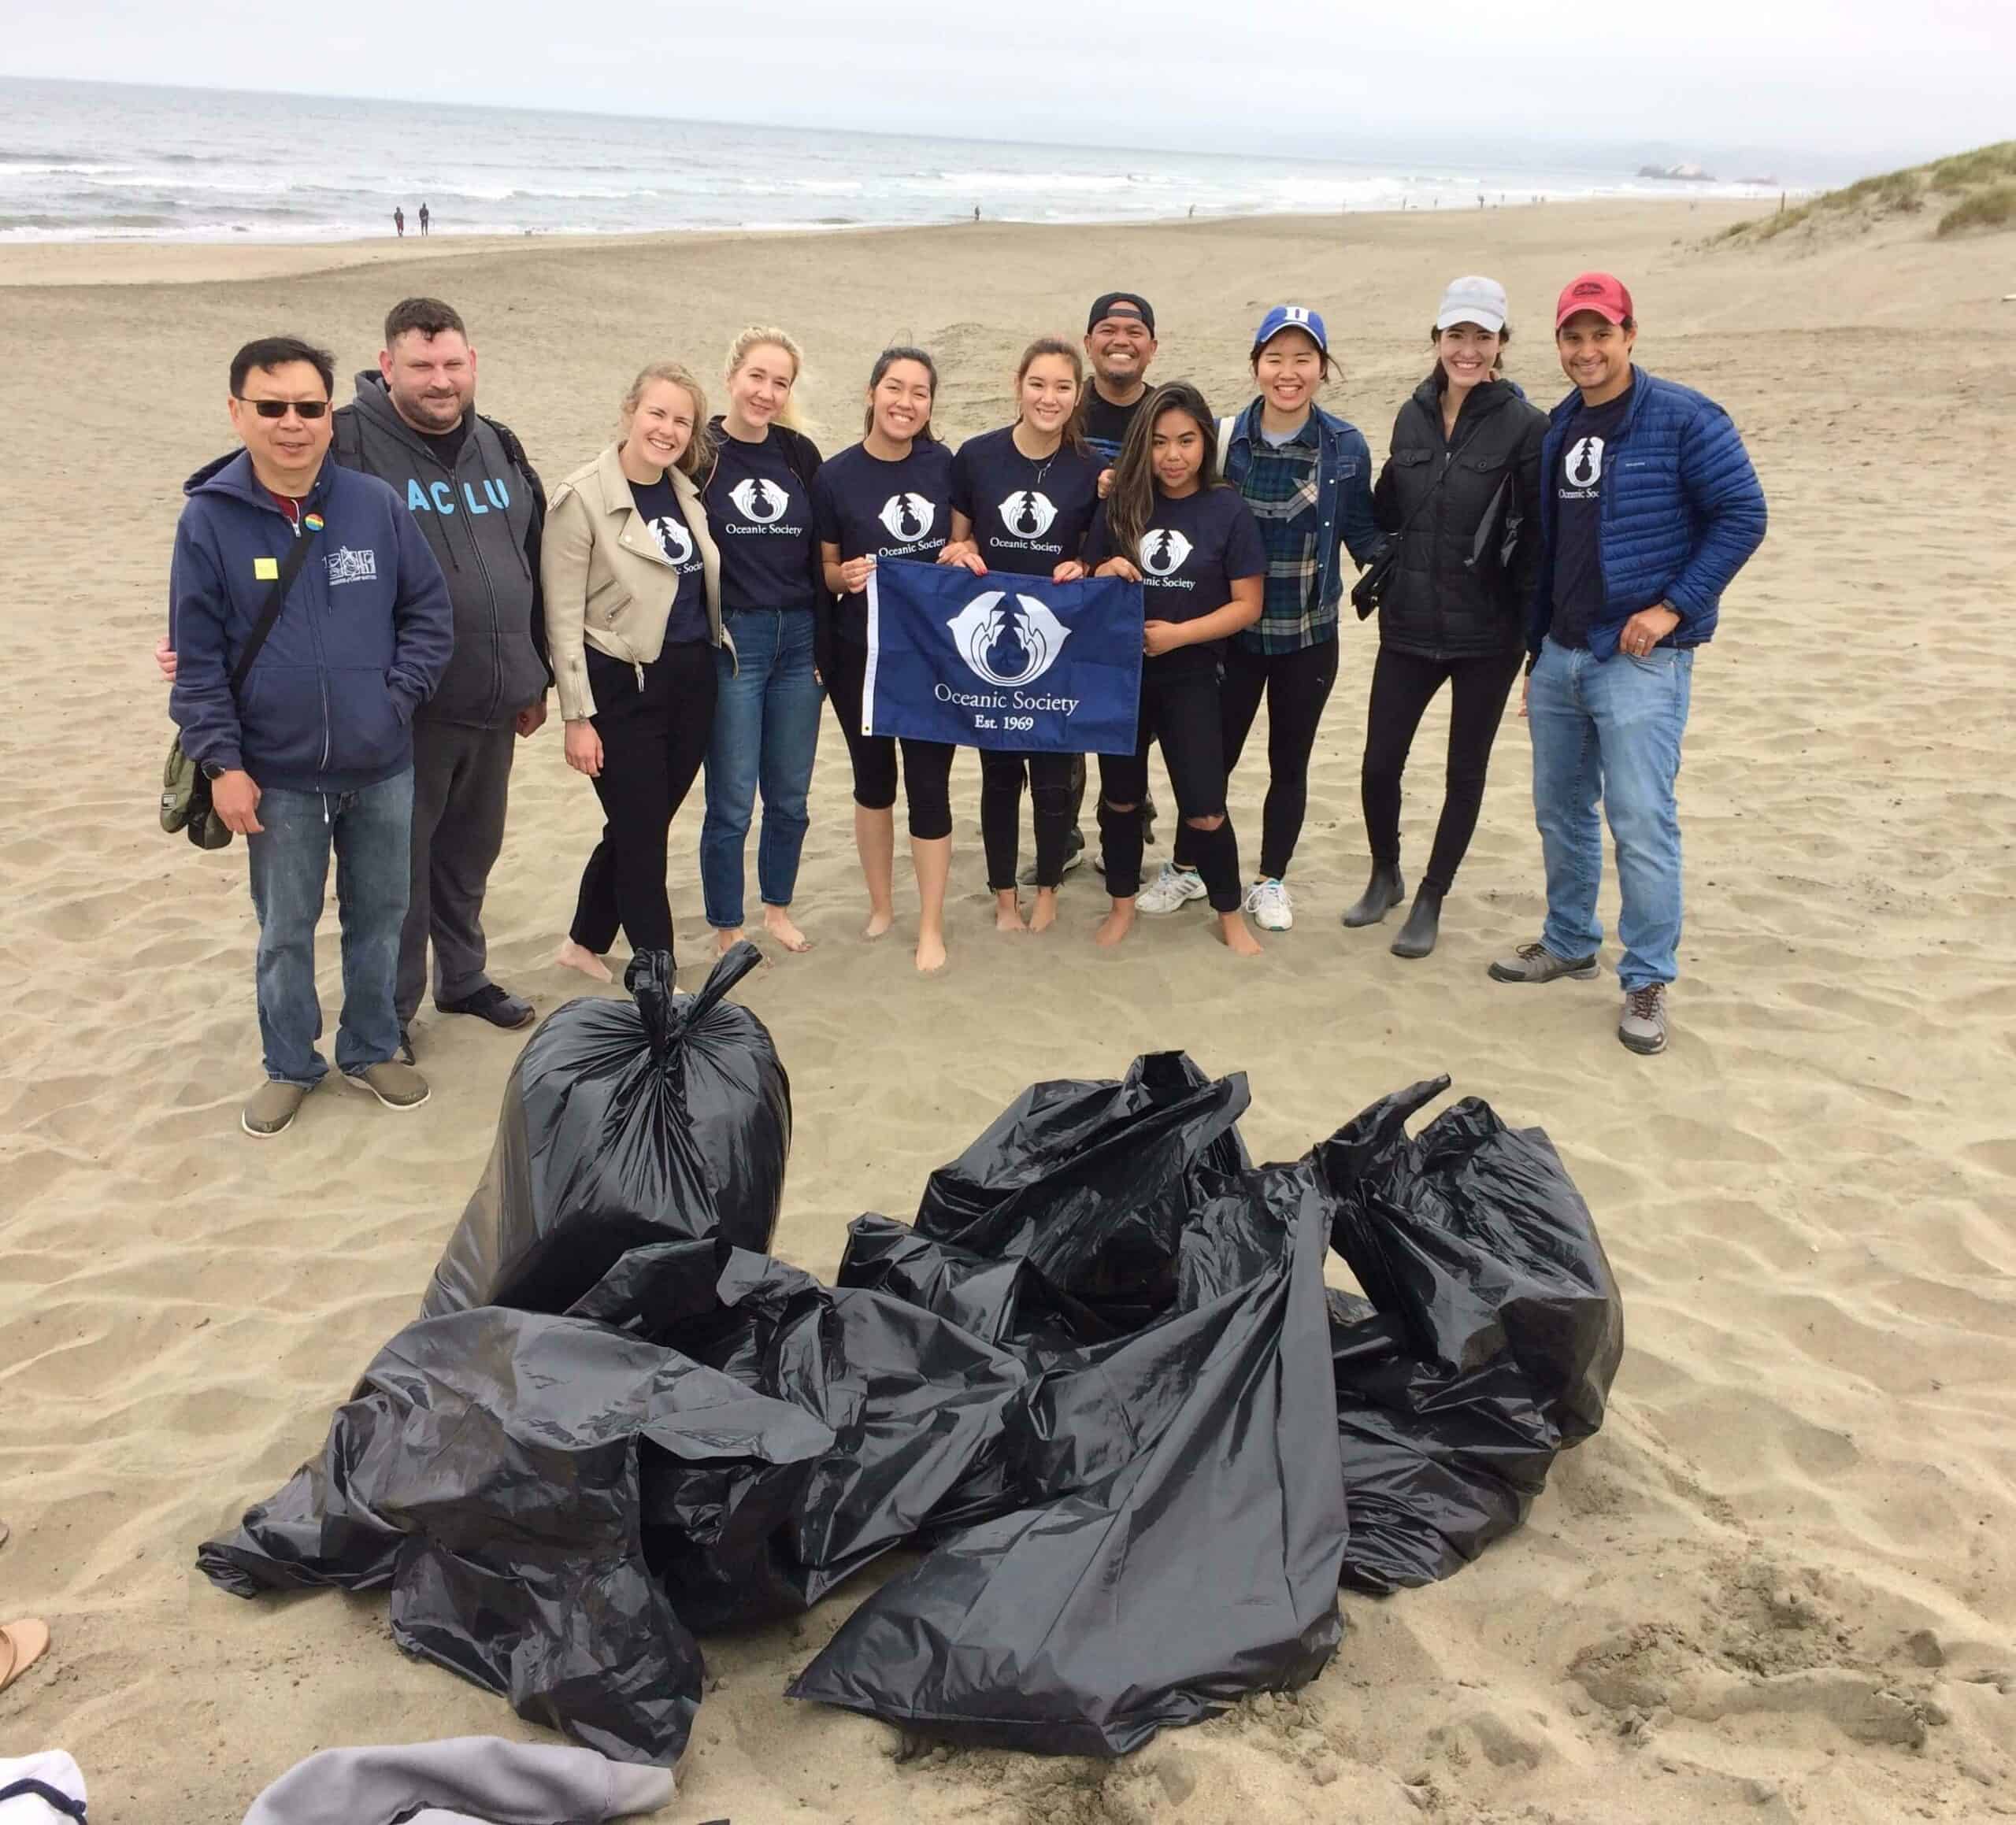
[1,198,2012,1823]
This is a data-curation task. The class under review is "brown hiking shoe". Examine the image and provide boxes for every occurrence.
[243,1079,309,1138]
[343,1060,431,1110]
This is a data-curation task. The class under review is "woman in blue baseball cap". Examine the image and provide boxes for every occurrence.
[1136,304,1379,932]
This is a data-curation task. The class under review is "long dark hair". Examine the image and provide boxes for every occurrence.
[862,345,939,442]
[1103,381,1221,558]
[1014,335,1090,454]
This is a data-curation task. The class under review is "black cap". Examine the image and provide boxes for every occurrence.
[1087,292,1155,336]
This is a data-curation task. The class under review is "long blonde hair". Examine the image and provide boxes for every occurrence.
[724,325,807,432]
[619,362,712,477]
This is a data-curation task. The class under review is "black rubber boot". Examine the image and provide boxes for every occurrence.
[1340,861,1405,927]
[1389,886,1443,959]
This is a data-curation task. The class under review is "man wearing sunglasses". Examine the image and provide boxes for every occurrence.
[169,336,454,1137]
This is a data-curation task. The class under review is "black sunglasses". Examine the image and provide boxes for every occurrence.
[236,397,330,420]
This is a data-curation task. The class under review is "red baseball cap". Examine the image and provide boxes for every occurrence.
[1555,272,1634,329]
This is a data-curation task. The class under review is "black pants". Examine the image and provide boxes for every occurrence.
[1099,667,1242,913]
[825,637,956,841]
[396,716,516,1025]
[980,749,1073,890]
[569,642,717,958]
[1173,635,1336,882]
[1360,642,1523,896]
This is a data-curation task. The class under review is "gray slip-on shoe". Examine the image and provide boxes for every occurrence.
[343,1060,432,1110]
[243,1079,309,1138]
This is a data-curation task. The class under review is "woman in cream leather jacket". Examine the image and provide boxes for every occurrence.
[545,361,734,980]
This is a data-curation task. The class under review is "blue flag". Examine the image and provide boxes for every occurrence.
[865,558,1143,754]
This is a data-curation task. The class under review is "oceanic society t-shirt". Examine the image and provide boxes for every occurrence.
[1548,386,1633,650]
[703,428,817,613]
[813,439,954,646]
[950,426,1102,576]
[628,474,709,646]
[1084,484,1266,676]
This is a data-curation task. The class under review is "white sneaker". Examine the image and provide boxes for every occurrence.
[1136,862,1207,914]
[1245,878,1294,931]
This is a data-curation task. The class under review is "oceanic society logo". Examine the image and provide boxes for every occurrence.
[946,590,1072,688]
[879,492,936,542]
[650,516,695,566]
[1140,528,1193,578]
[996,489,1058,541]
[1564,437,1606,490]
[326,546,378,587]
[728,477,790,524]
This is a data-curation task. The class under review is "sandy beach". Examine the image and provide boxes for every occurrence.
[2,196,2012,1823]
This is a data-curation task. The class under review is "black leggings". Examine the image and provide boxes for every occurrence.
[1173,635,1336,882]
[1099,667,1242,913]
[1361,642,1523,896]
[825,638,955,840]
[980,750,1073,890]
[570,642,717,958]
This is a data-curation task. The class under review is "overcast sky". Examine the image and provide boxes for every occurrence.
[6,0,2010,172]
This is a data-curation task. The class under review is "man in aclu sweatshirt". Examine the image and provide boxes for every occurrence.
[169,336,453,1138]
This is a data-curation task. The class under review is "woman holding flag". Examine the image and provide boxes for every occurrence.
[814,346,962,972]
[1084,381,1267,956]
[941,338,1103,935]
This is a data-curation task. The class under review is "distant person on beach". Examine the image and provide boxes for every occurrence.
[394,206,405,238]
[166,336,452,1136]
[814,346,961,970]
[159,297,550,1067]
[973,205,980,224]
[1491,272,1766,1055]
[1341,276,1546,960]
[1143,305,1377,931]
[1084,383,1266,957]
[697,327,828,957]
[419,202,430,236]
[940,337,1102,934]
[547,362,725,982]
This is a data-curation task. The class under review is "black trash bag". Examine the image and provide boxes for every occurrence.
[421,942,791,1319]
[569,1237,1028,1621]
[791,1066,1347,1757]
[836,1212,1040,1345]
[909,1050,1251,1344]
[1313,1076,1625,1595]
[197,1307,832,1764]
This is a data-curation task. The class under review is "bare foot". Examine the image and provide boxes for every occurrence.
[915,928,948,973]
[1095,903,1136,947]
[863,908,895,940]
[556,938,613,983]
[994,891,1027,934]
[1028,888,1059,934]
[714,926,749,955]
[763,908,813,953]
[1215,912,1264,957]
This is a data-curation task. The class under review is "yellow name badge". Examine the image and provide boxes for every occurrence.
[254,556,280,580]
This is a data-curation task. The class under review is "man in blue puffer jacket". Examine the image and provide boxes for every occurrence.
[1489,274,1766,1055]
[169,336,454,1136]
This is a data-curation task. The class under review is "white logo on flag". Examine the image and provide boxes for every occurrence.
[946,590,1072,687]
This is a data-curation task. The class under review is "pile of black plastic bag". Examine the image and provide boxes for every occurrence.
[198,943,1623,1765]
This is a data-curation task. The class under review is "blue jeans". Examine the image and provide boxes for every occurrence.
[246,771,413,1086]
[699,608,823,927]
[1527,637,1693,990]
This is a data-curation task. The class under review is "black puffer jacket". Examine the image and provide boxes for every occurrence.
[1372,374,1547,661]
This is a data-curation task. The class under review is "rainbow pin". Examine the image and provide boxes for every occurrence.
[303,512,325,531]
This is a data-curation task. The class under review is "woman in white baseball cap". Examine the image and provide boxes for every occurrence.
[1340,275,1547,957]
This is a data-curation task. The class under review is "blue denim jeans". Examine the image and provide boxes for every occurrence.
[1527,636,1693,990]
[246,771,413,1086]
[699,608,823,927]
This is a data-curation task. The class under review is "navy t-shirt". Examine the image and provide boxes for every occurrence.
[1549,386,1632,650]
[629,475,709,646]
[813,439,955,646]
[702,428,817,613]
[951,426,1102,576]
[1081,391,1147,467]
[1085,484,1266,676]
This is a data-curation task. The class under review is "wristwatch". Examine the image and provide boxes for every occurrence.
[201,760,228,780]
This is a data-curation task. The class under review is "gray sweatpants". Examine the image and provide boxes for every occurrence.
[396,717,516,1027]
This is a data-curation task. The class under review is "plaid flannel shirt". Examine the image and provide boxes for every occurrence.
[1236,416,1329,653]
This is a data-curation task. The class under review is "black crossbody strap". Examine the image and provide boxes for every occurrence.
[229,522,319,693]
